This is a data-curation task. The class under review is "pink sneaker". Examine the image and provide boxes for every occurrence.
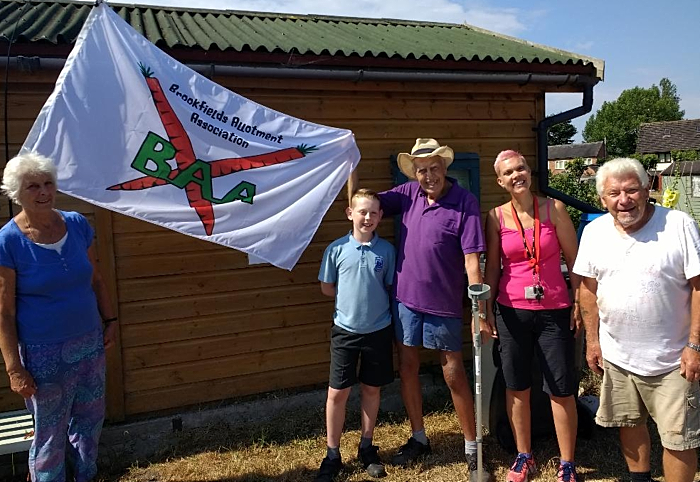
[507,453,537,482]
[557,462,578,482]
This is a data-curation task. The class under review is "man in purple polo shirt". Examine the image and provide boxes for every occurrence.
[349,138,492,481]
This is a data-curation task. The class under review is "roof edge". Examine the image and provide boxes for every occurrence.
[463,22,604,81]
[1,0,606,80]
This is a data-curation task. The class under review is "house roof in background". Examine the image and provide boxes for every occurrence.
[0,0,604,77]
[660,161,700,176]
[548,141,606,160]
[637,119,700,154]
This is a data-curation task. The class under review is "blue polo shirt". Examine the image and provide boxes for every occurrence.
[379,178,484,318]
[319,232,395,334]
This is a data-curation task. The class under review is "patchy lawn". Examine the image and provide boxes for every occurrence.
[96,371,679,482]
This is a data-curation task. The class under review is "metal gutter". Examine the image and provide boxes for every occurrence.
[536,84,604,213]
[3,56,599,86]
[190,65,599,85]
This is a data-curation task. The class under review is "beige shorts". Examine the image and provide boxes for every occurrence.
[596,359,700,451]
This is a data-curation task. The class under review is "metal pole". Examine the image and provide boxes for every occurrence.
[468,283,491,482]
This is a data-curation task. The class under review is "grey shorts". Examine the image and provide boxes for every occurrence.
[597,359,700,451]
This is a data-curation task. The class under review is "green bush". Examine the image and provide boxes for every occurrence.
[549,158,601,229]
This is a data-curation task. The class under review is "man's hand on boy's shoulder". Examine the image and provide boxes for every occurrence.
[320,282,336,297]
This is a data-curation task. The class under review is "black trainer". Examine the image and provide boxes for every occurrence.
[314,456,342,482]
[391,437,431,466]
[358,444,387,478]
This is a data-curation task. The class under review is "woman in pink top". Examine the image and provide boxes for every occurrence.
[484,150,581,482]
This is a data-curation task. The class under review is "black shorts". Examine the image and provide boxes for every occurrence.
[329,324,394,390]
[496,303,576,397]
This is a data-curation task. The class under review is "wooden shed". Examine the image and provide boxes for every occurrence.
[0,0,604,421]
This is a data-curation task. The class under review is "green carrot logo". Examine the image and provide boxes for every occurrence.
[108,63,316,235]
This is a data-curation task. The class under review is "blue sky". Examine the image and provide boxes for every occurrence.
[93,0,699,141]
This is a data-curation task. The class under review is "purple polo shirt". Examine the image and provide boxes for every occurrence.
[380,178,484,318]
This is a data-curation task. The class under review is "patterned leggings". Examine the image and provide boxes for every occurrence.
[20,328,106,482]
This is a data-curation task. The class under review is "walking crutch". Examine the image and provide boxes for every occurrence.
[468,283,491,482]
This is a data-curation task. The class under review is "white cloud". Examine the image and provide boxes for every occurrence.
[572,40,594,52]
[95,0,529,34]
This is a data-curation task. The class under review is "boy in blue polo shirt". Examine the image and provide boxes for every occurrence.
[314,188,396,481]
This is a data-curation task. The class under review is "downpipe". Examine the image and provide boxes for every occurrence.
[536,84,604,214]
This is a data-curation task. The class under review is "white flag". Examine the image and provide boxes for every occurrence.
[21,4,360,270]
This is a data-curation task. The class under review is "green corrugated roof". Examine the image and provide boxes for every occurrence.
[0,0,604,79]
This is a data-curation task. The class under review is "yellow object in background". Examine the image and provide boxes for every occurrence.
[662,188,679,208]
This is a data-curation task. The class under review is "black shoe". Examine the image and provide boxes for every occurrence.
[358,444,387,478]
[391,437,431,466]
[314,456,342,482]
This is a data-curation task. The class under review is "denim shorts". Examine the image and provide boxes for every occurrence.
[597,359,700,451]
[393,301,463,352]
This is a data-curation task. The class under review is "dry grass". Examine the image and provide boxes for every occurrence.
[578,367,601,398]
[94,375,688,482]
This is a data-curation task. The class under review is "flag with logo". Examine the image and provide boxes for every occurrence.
[21,3,360,270]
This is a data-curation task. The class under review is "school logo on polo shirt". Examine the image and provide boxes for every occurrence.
[374,256,384,272]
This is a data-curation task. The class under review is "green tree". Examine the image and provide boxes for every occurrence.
[583,78,685,157]
[671,149,700,162]
[549,158,601,229]
[547,119,577,145]
[629,153,658,171]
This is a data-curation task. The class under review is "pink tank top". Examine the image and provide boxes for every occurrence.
[496,200,571,310]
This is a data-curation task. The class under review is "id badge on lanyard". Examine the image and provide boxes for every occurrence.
[510,201,544,301]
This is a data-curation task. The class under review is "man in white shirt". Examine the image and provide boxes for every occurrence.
[574,157,700,482]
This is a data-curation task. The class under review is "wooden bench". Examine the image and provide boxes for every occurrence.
[0,410,34,455]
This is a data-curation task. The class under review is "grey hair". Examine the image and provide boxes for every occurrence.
[595,157,649,196]
[1,152,58,205]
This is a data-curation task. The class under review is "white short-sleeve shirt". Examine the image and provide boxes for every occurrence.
[573,206,700,376]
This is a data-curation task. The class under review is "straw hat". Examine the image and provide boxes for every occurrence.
[397,138,454,179]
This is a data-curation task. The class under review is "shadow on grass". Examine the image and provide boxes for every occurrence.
[98,421,668,482]
[124,468,318,482]
[574,424,664,482]
[96,371,670,482]
[98,383,449,475]
[98,404,329,480]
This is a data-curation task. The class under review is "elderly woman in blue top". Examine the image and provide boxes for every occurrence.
[0,152,117,482]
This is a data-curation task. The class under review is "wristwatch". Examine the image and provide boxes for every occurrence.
[478,312,487,320]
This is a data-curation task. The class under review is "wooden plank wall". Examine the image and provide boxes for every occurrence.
[0,68,543,417]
